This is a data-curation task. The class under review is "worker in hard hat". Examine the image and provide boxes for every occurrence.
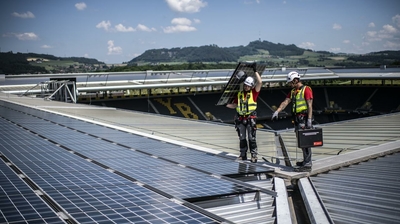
[226,63,262,163]
[272,71,314,172]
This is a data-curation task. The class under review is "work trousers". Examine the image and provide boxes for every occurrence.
[294,115,312,166]
[236,115,257,158]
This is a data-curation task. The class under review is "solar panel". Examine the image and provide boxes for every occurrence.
[2,103,273,175]
[0,117,221,223]
[1,102,274,223]
[185,161,269,175]
[216,62,267,106]
[45,185,218,223]
[0,161,65,224]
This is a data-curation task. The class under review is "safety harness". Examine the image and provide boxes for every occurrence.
[236,90,257,116]
[291,85,309,114]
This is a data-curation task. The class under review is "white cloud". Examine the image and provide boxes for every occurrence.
[137,24,156,32]
[172,17,192,25]
[115,24,135,32]
[84,53,89,58]
[392,14,400,28]
[298,42,315,49]
[384,40,400,49]
[164,18,197,33]
[96,21,111,31]
[41,45,53,49]
[12,11,35,19]
[14,32,39,40]
[365,31,379,41]
[165,0,207,13]
[330,48,341,52]
[163,25,197,33]
[343,40,350,44]
[333,23,342,30]
[362,41,370,46]
[75,2,87,10]
[365,24,398,43]
[163,18,197,33]
[382,24,397,34]
[107,40,122,55]
[364,15,400,49]
[368,22,375,28]
[97,21,154,32]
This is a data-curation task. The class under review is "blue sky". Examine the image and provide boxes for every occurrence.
[1,0,400,64]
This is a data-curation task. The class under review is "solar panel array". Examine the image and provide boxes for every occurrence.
[0,160,65,224]
[216,62,267,106]
[0,101,274,223]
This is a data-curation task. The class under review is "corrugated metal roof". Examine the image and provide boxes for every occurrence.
[310,152,400,224]
[3,67,400,94]
[0,94,283,224]
[2,67,400,223]
[204,176,276,224]
[279,113,400,165]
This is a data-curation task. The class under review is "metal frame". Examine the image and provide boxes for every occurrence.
[44,80,77,103]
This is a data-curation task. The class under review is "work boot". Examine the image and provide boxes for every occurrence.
[294,163,312,172]
[296,161,304,166]
[237,156,247,161]
[251,155,258,163]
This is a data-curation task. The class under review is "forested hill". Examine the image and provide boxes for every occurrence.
[0,52,104,74]
[128,40,305,64]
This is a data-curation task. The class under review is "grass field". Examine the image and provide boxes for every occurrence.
[29,59,83,72]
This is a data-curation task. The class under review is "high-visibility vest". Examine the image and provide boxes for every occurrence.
[291,85,310,114]
[236,90,257,115]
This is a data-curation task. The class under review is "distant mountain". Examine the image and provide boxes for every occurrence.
[347,50,400,62]
[128,40,305,64]
[2,42,399,75]
[0,52,105,74]
[129,45,237,63]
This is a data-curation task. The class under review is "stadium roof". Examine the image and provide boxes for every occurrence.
[1,67,400,223]
[1,67,400,95]
[1,87,399,223]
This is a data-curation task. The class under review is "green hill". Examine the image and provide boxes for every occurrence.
[127,39,400,69]
[0,52,105,74]
[0,52,105,75]
[1,40,399,75]
[129,40,305,64]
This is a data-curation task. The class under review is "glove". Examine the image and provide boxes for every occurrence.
[271,111,279,120]
[307,119,312,128]
[251,62,257,72]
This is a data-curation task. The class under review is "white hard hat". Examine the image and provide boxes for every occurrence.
[244,76,255,87]
[235,70,245,80]
[287,71,300,83]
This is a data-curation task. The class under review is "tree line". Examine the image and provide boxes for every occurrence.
[0,52,104,74]
[129,40,305,64]
[1,42,399,75]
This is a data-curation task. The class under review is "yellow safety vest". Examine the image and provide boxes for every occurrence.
[291,86,310,114]
[236,91,257,115]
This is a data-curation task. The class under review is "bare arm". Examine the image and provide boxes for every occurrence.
[254,71,262,92]
[226,103,237,109]
[307,99,313,119]
[276,98,291,112]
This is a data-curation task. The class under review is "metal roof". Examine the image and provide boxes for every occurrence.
[2,67,400,95]
[1,67,400,223]
[0,94,279,224]
[1,91,400,223]
[301,152,400,224]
